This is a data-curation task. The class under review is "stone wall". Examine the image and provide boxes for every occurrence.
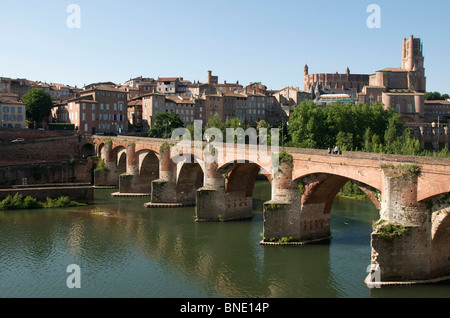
[0,134,93,165]
[0,185,94,204]
[0,159,94,187]
[0,127,76,144]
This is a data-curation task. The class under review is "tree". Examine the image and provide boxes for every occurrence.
[205,114,225,132]
[148,112,184,139]
[384,116,404,152]
[22,88,54,128]
[287,100,327,149]
[425,91,449,101]
[335,131,354,151]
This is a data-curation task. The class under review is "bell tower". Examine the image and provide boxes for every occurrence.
[401,35,426,92]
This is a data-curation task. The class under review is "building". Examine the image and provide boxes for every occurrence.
[48,83,74,100]
[304,65,369,94]
[0,78,32,99]
[55,84,128,134]
[206,70,218,85]
[424,100,450,124]
[358,35,426,122]
[0,77,11,93]
[127,98,143,132]
[265,93,287,125]
[202,93,224,124]
[156,77,187,95]
[271,86,312,115]
[141,93,167,129]
[140,93,202,129]
[0,93,26,128]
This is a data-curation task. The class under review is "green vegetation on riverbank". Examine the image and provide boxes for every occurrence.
[0,193,86,210]
[337,181,368,200]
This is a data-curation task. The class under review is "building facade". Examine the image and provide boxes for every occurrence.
[55,85,128,134]
[0,93,26,129]
[304,65,369,94]
[358,35,426,122]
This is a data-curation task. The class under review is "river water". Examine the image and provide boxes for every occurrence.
[0,181,449,298]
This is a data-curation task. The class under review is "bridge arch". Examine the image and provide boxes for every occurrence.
[176,155,205,204]
[138,150,160,192]
[221,160,272,216]
[289,172,381,242]
[295,172,381,213]
[97,142,106,160]
[81,143,95,158]
[224,161,271,196]
[113,146,127,175]
[430,195,450,278]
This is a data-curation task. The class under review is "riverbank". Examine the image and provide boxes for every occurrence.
[0,193,86,210]
[336,193,368,201]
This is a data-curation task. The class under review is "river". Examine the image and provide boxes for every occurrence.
[0,181,449,298]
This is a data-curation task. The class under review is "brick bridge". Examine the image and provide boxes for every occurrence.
[91,135,450,285]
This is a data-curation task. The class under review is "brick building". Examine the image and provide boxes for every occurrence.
[0,93,26,129]
[358,35,427,123]
[304,65,369,94]
[424,100,450,124]
[55,84,128,134]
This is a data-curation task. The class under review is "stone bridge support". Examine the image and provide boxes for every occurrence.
[369,166,450,284]
[262,160,303,242]
[118,143,147,194]
[151,143,178,203]
[195,160,228,221]
[94,141,120,186]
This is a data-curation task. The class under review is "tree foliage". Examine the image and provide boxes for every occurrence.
[286,101,437,157]
[424,91,449,101]
[22,88,54,126]
[148,112,184,139]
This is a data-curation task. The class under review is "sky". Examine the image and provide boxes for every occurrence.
[0,0,449,93]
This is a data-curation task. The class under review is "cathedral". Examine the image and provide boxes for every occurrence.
[304,35,427,123]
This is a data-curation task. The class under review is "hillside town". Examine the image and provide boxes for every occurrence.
[1,36,449,150]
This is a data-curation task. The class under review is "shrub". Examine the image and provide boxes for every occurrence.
[94,159,107,171]
[0,194,84,210]
[22,196,43,209]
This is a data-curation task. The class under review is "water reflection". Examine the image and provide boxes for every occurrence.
[0,183,449,298]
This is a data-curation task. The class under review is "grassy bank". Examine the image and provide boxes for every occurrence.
[0,193,86,210]
[337,181,368,201]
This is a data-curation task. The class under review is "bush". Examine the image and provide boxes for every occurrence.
[43,196,85,208]
[94,159,107,171]
[0,194,84,210]
[22,196,43,209]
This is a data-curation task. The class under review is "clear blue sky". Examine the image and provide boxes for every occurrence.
[0,0,449,93]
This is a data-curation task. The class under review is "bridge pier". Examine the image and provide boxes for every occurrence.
[118,143,148,194]
[94,141,120,186]
[369,166,436,284]
[151,143,178,203]
[262,160,304,242]
[196,159,254,221]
